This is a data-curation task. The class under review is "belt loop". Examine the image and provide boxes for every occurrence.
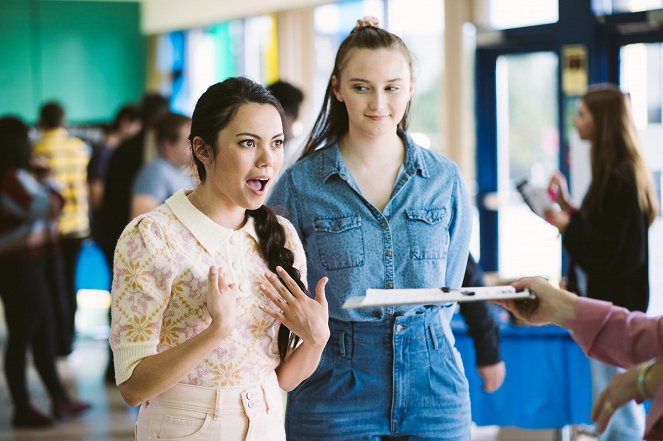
[214,388,222,420]
[428,323,439,350]
[337,331,346,357]
[261,384,270,414]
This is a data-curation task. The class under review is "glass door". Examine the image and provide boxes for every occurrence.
[620,41,663,314]
[494,52,562,279]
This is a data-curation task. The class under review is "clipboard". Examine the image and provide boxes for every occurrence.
[342,285,534,309]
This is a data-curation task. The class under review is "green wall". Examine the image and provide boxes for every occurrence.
[0,1,145,124]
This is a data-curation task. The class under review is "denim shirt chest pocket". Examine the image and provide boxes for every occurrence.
[405,208,450,260]
[313,215,365,270]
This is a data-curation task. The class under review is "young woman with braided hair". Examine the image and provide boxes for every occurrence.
[110,77,329,441]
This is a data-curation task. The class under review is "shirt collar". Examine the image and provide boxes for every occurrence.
[319,143,347,182]
[399,129,429,178]
[165,190,259,254]
[318,129,429,183]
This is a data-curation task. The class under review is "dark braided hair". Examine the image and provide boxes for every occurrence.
[247,207,304,358]
[189,77,304,359]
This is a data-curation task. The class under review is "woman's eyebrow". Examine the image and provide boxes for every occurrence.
[235,132,260,139]
[349,77,404,82]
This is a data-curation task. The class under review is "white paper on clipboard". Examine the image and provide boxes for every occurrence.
[342,285,533,309]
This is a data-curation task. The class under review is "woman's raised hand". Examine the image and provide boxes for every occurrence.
[547,171,572,211]
[206,266,238,338]
[259,267,330,348]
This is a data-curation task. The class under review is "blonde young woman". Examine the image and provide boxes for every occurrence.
[268,17,472,440]
[545,84,658,441]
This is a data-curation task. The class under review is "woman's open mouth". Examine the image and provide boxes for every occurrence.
[246,178,269,195]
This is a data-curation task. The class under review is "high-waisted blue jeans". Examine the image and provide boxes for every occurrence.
[285,307,471,440]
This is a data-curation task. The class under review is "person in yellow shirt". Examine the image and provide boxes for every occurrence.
[33,101,91,356]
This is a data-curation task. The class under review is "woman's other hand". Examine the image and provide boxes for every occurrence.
[547,171,572,211]
[492,277,577,328]
[477,361,506,393]
[259,267,330,348]
[592,360,663,434]
[544,208,571,233]
[206,266,237,338]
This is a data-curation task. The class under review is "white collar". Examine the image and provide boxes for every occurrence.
[165,190,259,254]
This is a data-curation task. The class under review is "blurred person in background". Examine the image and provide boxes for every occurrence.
[88,104,141,215]
[459,254,505,393]
[267,80,305,173]
[0,116,90,428]
[97,93,169,270]
[545,84,658,441]
[33,101,91,356]
[98,93,170,384]
[130,112,194,218]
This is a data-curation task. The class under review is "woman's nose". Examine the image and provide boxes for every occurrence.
[257,146,273,167]
[369,91,384,110]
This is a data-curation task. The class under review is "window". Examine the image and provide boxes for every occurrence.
[311,0,444,149]
[620,42,663,129]
[495,52,561,279]
[160,16,277,116]
[388,0,444,150]
[313,0,385,113]
[593,0,663,14]
[243,16,279,85]
[475,0,559,30]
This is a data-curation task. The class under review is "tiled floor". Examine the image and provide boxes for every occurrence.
[0,338,137,440]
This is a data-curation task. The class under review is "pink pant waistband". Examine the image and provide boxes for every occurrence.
[147,372,280,418]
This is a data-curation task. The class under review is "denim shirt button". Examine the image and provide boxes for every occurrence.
[387,282,394,289]
[386,250,392,257]
[380,221,388,229]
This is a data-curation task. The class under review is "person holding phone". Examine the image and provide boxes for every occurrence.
[545,84,658,440]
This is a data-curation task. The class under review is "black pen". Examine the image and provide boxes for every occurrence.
[441,287,475,296]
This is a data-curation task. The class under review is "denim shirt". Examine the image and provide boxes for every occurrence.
[267,131,471,323]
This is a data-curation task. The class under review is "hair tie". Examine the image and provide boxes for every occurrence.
[354,16,380,32]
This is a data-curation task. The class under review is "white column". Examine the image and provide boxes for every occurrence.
[443,0,476,194]
[275,8,316,136]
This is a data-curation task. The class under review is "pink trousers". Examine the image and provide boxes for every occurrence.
[135,372,285,441]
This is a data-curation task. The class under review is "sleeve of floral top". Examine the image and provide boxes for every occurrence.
[109,214,175,385]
